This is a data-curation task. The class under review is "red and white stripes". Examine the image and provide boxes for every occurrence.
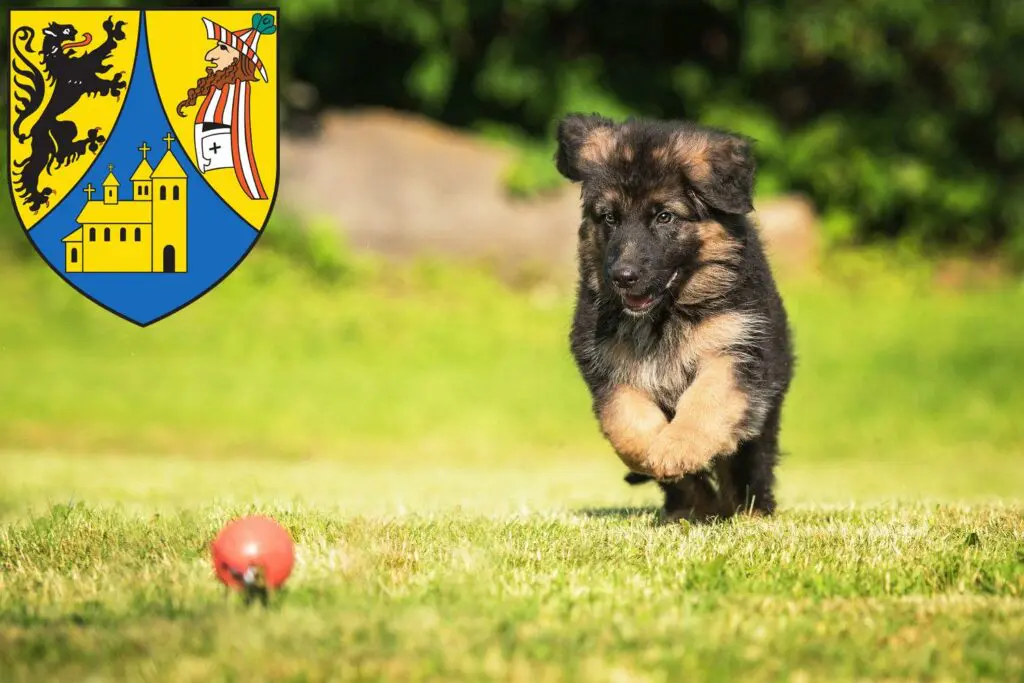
[193,81,266,200]
[192,17,269,200]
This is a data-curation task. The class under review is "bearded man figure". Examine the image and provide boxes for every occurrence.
[176,13,275,201]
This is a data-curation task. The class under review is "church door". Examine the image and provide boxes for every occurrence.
[162,245,176,272]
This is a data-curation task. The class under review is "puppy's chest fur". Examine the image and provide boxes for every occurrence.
[574,297,765,417]
[576,311,696,414]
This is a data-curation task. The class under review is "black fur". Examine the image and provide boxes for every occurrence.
[555,113,795,522]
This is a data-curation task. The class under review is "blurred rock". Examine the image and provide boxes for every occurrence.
[751,194,820,275]
[279,108,581,286]
[279,108,819,284]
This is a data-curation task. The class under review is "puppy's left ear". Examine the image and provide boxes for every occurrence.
[555,112,617,182]
[678,130,756,215]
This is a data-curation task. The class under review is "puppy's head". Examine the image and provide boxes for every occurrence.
[555,113,755,315]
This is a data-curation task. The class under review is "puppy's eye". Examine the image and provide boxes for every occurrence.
[655,211,674,225]
[602,213,618,226]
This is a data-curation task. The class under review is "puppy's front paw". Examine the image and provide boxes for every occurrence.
[644,427,718,481]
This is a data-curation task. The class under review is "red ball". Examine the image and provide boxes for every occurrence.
[211,515,295,591]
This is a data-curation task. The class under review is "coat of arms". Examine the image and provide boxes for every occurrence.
[6,8,279,326]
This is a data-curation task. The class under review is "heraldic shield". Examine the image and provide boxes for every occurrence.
[6,8,278,326]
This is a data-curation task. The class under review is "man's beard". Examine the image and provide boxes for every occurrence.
[176,56,257,117]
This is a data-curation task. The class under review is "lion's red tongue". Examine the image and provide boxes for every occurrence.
[62,33,92,51]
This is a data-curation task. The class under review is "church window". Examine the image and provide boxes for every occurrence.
[120,227,127,241]
[135,227,142,242]
[160,185,166,200]
[89,228,96,241]
[71,248,78,264]
[145,185,149,196]
[104,227,110,241]
[173,185,180,201]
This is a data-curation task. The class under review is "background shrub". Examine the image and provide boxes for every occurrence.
[7,0,1024,258]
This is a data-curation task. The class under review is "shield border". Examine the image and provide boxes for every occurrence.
[4,5,282,328]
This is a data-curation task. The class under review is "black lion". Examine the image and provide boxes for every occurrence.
[11,17,128,214]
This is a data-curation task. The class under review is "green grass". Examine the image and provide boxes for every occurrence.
[1,496,1022,681]
[0,229,1023,681]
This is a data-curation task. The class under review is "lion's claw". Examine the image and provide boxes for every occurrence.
[86,128,105,152]
[103,16,127,42]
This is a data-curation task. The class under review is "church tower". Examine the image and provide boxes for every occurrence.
[131,141,154,202]
[102,165,119,205]
[150,132,188,273]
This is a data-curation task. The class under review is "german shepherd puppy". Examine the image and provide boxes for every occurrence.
[554,113,794,523]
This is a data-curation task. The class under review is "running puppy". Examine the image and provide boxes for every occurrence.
[555,113,795,522]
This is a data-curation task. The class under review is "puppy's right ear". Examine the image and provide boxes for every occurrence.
[555,113,617,182]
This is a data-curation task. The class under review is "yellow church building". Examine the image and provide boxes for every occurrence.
[64,133,188,273]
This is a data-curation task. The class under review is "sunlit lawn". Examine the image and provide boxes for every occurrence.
[0,238,1022,681]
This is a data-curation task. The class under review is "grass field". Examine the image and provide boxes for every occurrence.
[1,227,1023,682]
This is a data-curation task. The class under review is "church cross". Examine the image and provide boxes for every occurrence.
[138,141,151,161]
[83,183,96,201]
[163,132,176,151]
[108,164,114,173]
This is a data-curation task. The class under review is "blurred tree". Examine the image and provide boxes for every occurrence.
[6,0,1024,258]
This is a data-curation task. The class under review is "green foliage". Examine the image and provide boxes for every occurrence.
[0,188,36,262]
[474,122,566,198]
[271,0,1020,258]
[257,210,367,285]
[6,0,1024,256]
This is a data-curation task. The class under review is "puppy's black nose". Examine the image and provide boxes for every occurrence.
[611,264,639,288]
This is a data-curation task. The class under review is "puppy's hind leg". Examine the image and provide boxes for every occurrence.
[622,470,724,524]
[721,404,783,517]
[658,472,725,524]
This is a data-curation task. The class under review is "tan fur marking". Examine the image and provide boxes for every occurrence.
[621,144,634,162]
[695,221,742,262]
[672,133,712,183]
[679,312,750,371]
[599,385,669,472]
[598,189,621,207]
[646,193,691,219]
[652,146,669,163]
[674,221,742,305]
[642,354,749,479]
[579,127,617,167]
[664,200,692,218]
[678,264,739,305]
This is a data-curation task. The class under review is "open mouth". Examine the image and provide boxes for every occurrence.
[620,269,681,315]
[622,293,661,314]
[62,33,92,51]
